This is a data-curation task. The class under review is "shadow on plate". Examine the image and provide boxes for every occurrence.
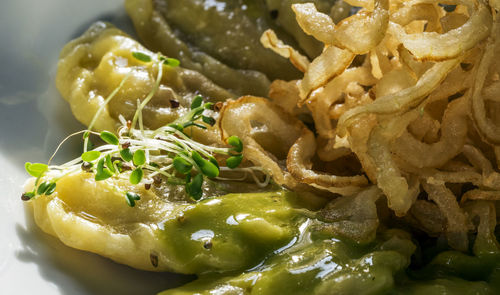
[71,10,137,40]
[15,206,194,295]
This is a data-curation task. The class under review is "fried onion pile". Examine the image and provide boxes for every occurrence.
[217,0,500,250]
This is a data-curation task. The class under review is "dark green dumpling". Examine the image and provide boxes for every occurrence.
[125,0,336,97]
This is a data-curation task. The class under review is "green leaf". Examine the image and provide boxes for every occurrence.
[191,95,203,109]
[95,158,113,181]
[25,162,48,178]
[182,121,207,130]
[133,149,146,166]
[227,136,243,153]
[130,167,144,184]
[120,148,133,162]
[226,155,243,169]
[96,158,105,173]
[208,156,219,169]
[81,150,101,162]
[44,182,57,195]
[21,192,35,201]
[100,131,119,145]
[202,116,216,126]
[83,131,90,139]
[168,123,184,133]
[105,154,115,173]
[24,192,35,198]
[191,107,205,119]
[173,156,193,174]
[192,151,219,178]
[132,51,152,62]
[186,173,203,200]
[113,160,122,172]
[95,169,113,181]
[201,161,220,177]
[191,150,204,164]
[125,192,141,207]
[203,102,214,110]
[36,181,50,195]
[163,57,180,67]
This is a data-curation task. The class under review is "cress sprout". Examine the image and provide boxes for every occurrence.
[22,51,266,207]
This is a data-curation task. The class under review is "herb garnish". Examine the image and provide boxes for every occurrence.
[22,52,266,206]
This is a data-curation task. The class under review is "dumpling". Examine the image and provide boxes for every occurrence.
[56,21,234,133]
[27,171,305,273]
[125,0,336,96]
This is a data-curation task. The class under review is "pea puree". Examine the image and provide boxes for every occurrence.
[157,191,306,274]
[155,191,500,294]
[159,230,416,295]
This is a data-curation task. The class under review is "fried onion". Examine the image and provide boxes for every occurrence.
[293,0,389,54]
[257,0,499,250]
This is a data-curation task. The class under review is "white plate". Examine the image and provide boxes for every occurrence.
[0,1,192,294]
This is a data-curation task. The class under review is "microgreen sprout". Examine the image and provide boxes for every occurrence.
[130,168,144,185]
[132,52,152,63]
[100,131,119,145]
[22,52,266,206]
[25,162,48,178]
[82,150,101,162]
[125,192,141,207]
[160,56,180,67]
[23,94,250,204]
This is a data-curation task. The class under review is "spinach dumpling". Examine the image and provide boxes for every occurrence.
[125,0,337,96]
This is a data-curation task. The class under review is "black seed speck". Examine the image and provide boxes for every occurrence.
[21,194,31,201]
[270,9,279,19]
[203,240,213,250]
[150,253,159,267]
[81,161,93,172]
[170,100,180,108]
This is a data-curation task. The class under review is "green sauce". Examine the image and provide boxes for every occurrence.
[159,229,416,295]
[393,251,500,295]
[157,191,306,274]
[155,192,500,294]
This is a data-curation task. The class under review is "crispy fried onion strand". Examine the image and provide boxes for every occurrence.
[260,30,310,73]
[406,200,446,237]
[307,67,376,138]
[463,201,500,254]
[366,123,420,215]
[287,127,368,195]
[392,95,469,168]
[337,58,461,136]
[293,0,389,54]
[388,0,492,61]
[471,19,500,144]
[298,45,355,101]
[218,96,370,195]
[218,96,303,188]
[257,0,499,249]
[318,185,382,244]
[422,181,470,251]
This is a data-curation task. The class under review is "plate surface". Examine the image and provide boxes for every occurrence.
[0,1,192,294]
